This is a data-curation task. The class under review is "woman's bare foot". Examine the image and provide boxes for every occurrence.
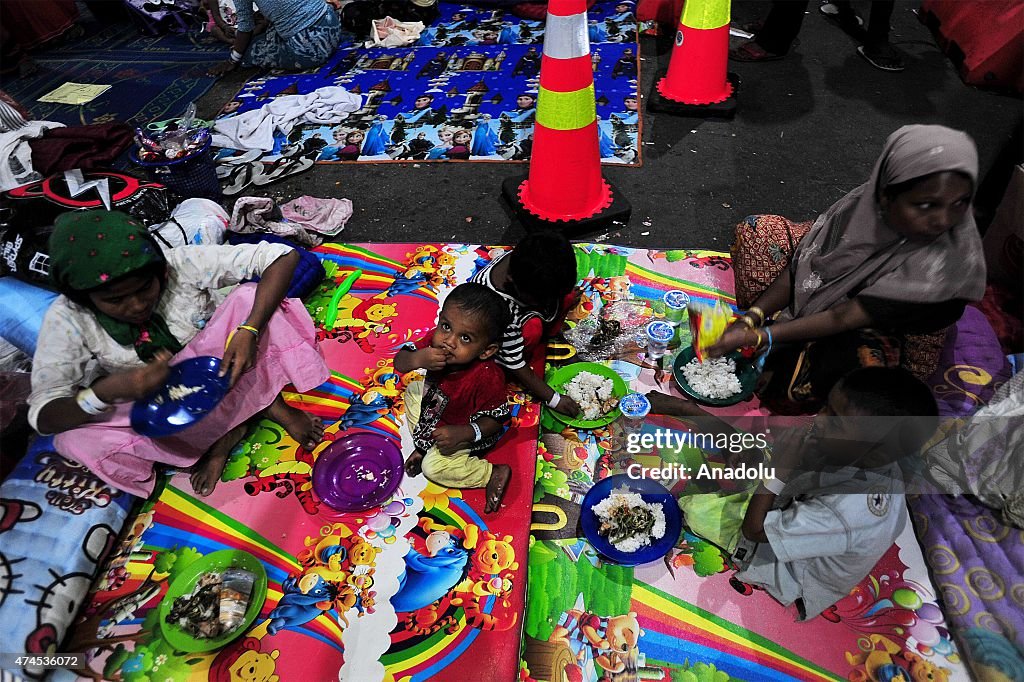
[485,464,511,513]
[405,449,424,477]
[191,423,246,496]
[264,394,324,450]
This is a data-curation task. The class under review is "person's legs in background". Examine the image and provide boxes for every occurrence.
[822,0,866,35]
[858,1,904,71]
[731,0,810,62]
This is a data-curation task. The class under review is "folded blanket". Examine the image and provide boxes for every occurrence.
[28,122,133,176]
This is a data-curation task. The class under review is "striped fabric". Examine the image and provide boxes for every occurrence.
[469,255,538,370]
[0,99,28,133]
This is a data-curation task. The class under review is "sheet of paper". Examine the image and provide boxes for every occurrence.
[37,82,111,105]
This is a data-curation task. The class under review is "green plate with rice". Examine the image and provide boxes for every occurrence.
[672,347,758,406]
[549,362,629,429]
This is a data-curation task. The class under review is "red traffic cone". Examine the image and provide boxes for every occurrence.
[648,0,739,118]
[502,0,630,235]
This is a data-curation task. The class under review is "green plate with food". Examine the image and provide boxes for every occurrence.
[548,362,629,429]
[158,549,268,653]
[672,346,759,407]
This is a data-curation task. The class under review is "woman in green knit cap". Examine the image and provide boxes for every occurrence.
[29,209,329,498]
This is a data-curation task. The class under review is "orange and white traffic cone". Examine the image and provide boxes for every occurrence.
[648,0,738,117]
[502,0,630,235]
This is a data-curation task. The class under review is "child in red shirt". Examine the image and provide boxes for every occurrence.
[396,283,513,512]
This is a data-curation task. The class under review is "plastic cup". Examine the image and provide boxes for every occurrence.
[650,300,666,320]
[645,320,674,360]
[663,290,690,326]
[618,393,651,439]
[607,392,651,453]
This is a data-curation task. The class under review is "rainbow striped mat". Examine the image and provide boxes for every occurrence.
[63,243,967,682]
[521,245,970,682]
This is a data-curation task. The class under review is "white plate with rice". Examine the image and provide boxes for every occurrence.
[581,474,682,566]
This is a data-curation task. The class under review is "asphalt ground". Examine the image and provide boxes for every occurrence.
[196,0,1022,248]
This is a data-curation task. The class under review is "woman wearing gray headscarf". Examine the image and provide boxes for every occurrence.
[710,125,986,413]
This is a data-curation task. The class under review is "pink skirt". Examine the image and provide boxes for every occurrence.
[53,284,329,498]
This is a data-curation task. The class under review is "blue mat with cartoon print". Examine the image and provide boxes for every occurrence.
[214,0,641,165]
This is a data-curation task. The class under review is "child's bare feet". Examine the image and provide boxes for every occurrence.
[264,394,324,450]
[191,422,246,496]
[405,449,424,477]
[485,464,511,513]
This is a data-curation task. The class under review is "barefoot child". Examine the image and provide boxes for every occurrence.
[469,232,583,418]
[396,283,513,513]
[28,209,329,498]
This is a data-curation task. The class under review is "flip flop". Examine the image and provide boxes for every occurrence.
[857,45,905,72]
[819,2,864,30]
[250,156,313,186]
[219,162,260,196]
[729,41,786,62]
[219,163,254,196]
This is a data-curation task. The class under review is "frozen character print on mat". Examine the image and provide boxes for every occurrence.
[471,115,500,157]
[389,131,435,160]
[361,115,392,157]
[396,93,443,125]
[320,129,364,161]
[426,127,456,160]
[447,129,472,160]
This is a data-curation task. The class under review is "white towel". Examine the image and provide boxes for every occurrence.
[0,121,65,191]
[365,17,425,48]
[211,86,363,152]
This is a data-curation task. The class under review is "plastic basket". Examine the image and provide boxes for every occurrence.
[130,140,222,202]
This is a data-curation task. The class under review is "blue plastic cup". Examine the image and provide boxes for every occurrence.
[619,393,651,438]
[663,290,690,326]
[645,320,674,360]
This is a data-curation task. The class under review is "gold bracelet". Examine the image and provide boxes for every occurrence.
[748,306,766,326]
[739,315,756,329]
[752,328,765,350]
[225,325,260,349]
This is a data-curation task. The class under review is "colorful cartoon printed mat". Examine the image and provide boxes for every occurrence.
[520,245,973,682]
[64,244,538,682]
[52,243,974,682]
[0,438,135,682]
[214,1,641,165]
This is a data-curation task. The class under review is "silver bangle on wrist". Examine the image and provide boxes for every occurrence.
[76,387,111,416]
[761,476,785,496]
[470,422,482,442]
[547,392,561,409]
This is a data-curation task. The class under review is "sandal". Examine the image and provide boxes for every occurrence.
[857,44,905,72]
[250,156,313,186]
[219,162,254,196]
[819,2,864,32]
[729,41,786,62]
[729,21,760,40]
